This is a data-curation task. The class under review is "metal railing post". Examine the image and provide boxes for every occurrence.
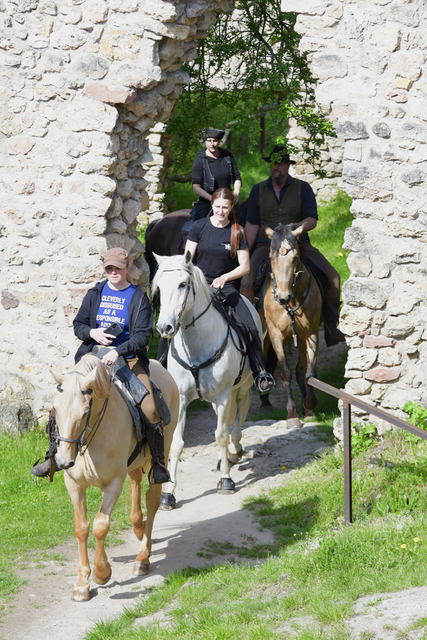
[342,400,353,524]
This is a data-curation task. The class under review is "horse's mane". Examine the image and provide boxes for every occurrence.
[152,254,212,302]
[270,223,300,255]
[65,354,111,400]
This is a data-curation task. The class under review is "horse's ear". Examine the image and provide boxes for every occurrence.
[291,225,305,240]
[81,368,97,392]
[184,250,193,265]
[50,368,64,385]
[153,252,165,265]
[264,226,275,240]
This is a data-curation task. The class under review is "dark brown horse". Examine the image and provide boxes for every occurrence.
[144,209,191,282]
[263,223,322,426]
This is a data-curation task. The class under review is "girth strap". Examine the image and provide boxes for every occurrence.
[170,326,230,401]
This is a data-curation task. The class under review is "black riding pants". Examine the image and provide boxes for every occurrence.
[216,283,266,376]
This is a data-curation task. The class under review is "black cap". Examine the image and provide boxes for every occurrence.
[262,144,296,164]
[203,127,225,140]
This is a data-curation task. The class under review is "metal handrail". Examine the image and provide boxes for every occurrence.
[307,377,427,523]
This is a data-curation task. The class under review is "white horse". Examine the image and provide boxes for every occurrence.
[152,252,263,509]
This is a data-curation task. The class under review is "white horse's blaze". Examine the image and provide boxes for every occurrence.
[153,254,263,504]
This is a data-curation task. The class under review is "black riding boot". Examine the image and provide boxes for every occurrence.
[322,297,345,347]
[31,411,59,480]
[146,420,170,485]
[250,353,275,394]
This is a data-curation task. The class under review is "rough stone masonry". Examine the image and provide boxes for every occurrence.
[285,0,427,436]
[0,0,231,419]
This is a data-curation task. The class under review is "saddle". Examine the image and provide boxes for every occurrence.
[92,347,171,465]
[212,292,251,351]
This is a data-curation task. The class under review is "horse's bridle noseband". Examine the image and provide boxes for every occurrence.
[55,371,110,455]
[271,253,312,348]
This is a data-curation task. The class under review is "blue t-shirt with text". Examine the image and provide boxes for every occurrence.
[96,281,136,348]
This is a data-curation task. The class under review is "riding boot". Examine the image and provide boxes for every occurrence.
[322,297,346,347]
[247,347,276,394]
[145,420,170,484]
[31,411,60,480]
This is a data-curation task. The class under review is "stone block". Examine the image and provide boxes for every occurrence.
[363,335,396,348]
[85,83,136,104]
[345,347,378,373]
[340,305,372,336]
[342,278,388,310]
[378,347,402,367]
[0,402,35,436]
[7,135,35,155]
[383,316,414,338]
[1,291,19,310]
[311,54,348,80]
[363,367,401,383]
[58,97,118,133]
[336,121,369,140]
[347,253,372,277]
[24,289,57,305]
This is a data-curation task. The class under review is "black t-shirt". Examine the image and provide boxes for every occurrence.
[188,217,248,284]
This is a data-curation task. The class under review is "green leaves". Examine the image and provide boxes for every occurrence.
[167,0,335,176]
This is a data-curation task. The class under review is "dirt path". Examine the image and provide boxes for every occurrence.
[1,336,424,640]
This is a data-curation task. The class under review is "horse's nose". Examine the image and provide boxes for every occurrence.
[157,323,174,338]
[279,295,291,305]
[56,459,75,471]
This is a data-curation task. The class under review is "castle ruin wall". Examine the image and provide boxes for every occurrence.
[0,0,230,417]
[285,0,427,435]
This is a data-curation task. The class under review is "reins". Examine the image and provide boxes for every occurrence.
[56,370,111,456]
[159,264,243,400]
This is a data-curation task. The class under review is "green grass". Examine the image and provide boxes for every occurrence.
[311,189,353,282]
[0,427,146,602]
[82,428,427,640]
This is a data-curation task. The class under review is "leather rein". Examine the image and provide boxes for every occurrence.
[55,371,111,456]
[161,268,235,400]
[271,251,312,348]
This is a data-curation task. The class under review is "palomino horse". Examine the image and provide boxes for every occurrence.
[152,252,262,509]
[263,223,322,427]
[51,354,178,601]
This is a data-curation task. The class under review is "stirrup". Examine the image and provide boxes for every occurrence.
[148,463,170,485]
[254,372,275,394]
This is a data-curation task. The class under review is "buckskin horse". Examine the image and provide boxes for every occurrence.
[51,354,179,601]
[263,223,322,427]
[152,251,262,509]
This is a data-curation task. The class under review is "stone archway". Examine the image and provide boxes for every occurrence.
[0,0,232,416]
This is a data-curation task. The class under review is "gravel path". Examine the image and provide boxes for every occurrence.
[1,335,425,640]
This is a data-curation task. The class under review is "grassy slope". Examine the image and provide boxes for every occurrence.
[84,432,427,640]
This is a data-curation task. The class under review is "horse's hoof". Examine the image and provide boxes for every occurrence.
[286,417,302,428]
[160,492,176,510]
[217,477,235,494]
[133,560,150,576]
[303,413,316,423]
[228,448,243,464]
[71,586,91,602]
[93,564,112,585]
[259,403,274,413]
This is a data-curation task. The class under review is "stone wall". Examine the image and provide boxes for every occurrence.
[0,0,231,416]
[285,0,427,434]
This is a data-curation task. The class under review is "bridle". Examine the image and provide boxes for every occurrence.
[271,247,312,348]
[55,371,111,456]
[159,267,234,400]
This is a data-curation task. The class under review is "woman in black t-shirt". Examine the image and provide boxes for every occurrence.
[185,188,274,394]
[191,128,242,221]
